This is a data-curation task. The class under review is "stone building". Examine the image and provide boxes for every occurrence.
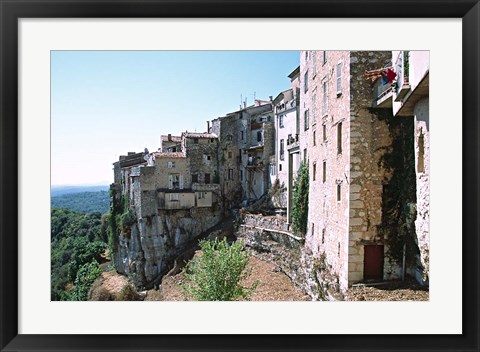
[299,50,420,295]
[271,66,301,220]
[210,99,274,207]
[111,132,223,288]
[391,50,430,283]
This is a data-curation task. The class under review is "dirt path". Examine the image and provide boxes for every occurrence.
[145,255,309,301]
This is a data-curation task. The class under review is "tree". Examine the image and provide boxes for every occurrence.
[291,161,309,236]
[182,238,258,301]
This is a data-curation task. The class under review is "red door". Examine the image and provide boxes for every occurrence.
[363,245,384,281]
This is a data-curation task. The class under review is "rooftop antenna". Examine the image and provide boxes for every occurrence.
[240,94,243,109]
[253,91,256,101]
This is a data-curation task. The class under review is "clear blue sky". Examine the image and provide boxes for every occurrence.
[51,50,299,186]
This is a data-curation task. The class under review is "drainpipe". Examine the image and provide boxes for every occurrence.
[402,242,406,281]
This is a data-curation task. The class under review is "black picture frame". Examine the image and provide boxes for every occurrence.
[1,1,478,351]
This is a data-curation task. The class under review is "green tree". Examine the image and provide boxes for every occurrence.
[182,238,258,301]
[71,260,102,301]
[291,161,309,236]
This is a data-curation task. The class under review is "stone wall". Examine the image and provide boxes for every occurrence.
[348,51,395,284]
[301,50,352,292]
[414,97,429,282]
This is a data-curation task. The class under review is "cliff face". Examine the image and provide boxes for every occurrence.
[110,181,223,289]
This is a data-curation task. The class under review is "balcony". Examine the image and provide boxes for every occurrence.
[372,80,393,108]
[394,51,411,102]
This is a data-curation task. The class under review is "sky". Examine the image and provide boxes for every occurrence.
[51,50,300,186]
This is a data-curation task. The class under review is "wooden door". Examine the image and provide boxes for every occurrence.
[363,245,384,281]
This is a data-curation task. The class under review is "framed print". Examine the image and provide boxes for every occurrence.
[1,0,479,351]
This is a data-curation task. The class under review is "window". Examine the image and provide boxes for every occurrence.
[304,148,307,163]
[312,94,316,124]
[280,139,285,161]
[270,164,276,175]
[205,173,211,184]
[168,174,183,190]
[322,124,327,142]
[304,71,309,92]
[279,115,284,128]
[257,131,262,142]
[322,80,328,115]
[336,62,343,95]
[210,138,214,143]
[238,149,242,163]
[192,174,198,183]
[228,169,234,180]
[322,51,327,65]
[240,131,244,140]
[304,110,309,131]
[313,131,316,146]
[194,138,199,144]
[167,161,175,169]
[313,162,316,181]
[169,193,179,201]
[305,51,308,59]
[228,151,233,159]
[240,170,243,181]
[322,228,325,244]
[312,51,317,76]
[337,122,343,154]
[312,223,315,236]
[279,164,282,171]
[418,131,425,173]
[337,184,341,202]
[198,192,206,199]
[322,161,326,183]
[338,243,341,257]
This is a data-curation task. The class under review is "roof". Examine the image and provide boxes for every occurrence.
[160,135,182,143]
[182,132,218,139]
[152,152,186,159]
[288,66,300,79]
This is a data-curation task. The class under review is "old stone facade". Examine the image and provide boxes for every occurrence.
[298,50,421,295]
[392,50,430,283]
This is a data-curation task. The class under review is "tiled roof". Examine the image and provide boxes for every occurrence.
[182,132,218,139]
[152,152,186,159]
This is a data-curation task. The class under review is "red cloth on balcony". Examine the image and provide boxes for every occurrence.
[384,68,397,84]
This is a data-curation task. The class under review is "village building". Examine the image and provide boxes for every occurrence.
[111,132,222,288]
[271,66,301,220]
[391,50,430,283]
[299,50,424,294]
[210,99,274,208]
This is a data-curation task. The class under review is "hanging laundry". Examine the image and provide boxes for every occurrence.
[364,67,396,85]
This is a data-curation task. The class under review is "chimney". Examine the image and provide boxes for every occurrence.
[269,95,273,101]
[243,101,247,109]
[207,121,210,132]
[168,134,171,141]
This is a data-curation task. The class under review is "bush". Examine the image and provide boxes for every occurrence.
[182,238,258,301]
[117,284,140,301]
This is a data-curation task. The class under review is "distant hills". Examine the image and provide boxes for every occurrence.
[51,185,110,214]
[51,185,109,197]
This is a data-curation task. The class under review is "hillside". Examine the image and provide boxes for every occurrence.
[51,190,110,214]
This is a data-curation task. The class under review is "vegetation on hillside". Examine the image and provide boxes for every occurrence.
[51,191,110,214]
[182,238,258,301]
[51,207,108,300]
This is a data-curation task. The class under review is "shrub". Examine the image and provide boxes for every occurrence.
[117,284,140,301]
[182,238,258,301]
